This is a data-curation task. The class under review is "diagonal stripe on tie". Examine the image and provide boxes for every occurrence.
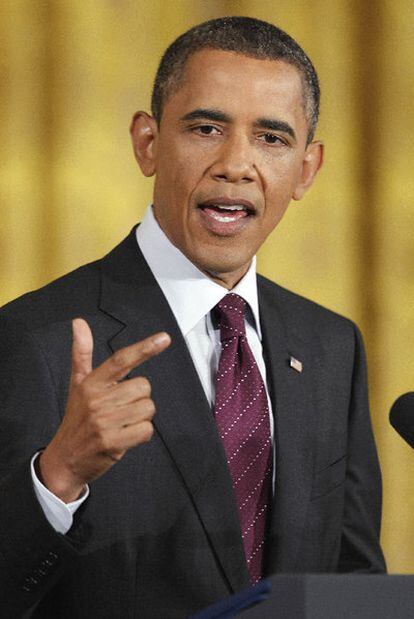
[213,293,272,584]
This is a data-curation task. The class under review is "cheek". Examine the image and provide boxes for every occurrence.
[261,170,301,228]
[263,156,303,202]
[160,143,204,196]
[264,201,290,232]
[154,152,203,236]
[155,159,187,206]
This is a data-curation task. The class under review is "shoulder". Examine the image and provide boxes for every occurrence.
[257,274,358,343]
[0,228,138,332]
[0,259,102,332]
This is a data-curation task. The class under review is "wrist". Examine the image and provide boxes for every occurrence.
[37,448,86,503]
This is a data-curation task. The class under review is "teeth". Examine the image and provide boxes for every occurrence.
[200,202,250,223]
[210,213,239,222]
[214,204,246,211]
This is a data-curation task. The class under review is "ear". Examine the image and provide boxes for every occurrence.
[292,140,324,201]
[129,111,159,177]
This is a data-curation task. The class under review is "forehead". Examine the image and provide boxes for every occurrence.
[163,49,307,130]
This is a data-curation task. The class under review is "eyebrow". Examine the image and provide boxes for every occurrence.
[180,108,231,123]
[255,118,296,141]
[180,108,296,141]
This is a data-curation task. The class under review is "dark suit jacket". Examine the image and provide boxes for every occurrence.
[0,228,385,618]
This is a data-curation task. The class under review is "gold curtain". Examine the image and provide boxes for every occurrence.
[1,0,413,572]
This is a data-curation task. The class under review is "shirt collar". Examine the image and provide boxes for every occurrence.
[136,206,262,339]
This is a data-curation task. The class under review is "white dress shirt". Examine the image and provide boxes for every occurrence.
[32,205,274,533]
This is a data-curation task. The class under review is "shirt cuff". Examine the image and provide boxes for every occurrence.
[30,452,89,534]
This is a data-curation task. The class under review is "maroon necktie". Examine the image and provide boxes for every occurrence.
[213,293,272,584]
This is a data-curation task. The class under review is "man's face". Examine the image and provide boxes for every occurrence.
[132,49,322,288]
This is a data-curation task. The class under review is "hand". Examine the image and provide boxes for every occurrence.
[38,318,171,502]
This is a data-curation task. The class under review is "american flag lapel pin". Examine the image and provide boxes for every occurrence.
[290,356,303,373]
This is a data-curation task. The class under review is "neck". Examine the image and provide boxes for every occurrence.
[202,265,250,290]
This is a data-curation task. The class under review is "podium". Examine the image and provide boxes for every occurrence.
[192,574,414,618]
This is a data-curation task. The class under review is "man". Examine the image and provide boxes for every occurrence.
[0,16,385,619]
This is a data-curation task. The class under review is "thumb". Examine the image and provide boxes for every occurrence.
[70,318,93,387]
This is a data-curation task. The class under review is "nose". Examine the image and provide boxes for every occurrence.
[209,133,256,184]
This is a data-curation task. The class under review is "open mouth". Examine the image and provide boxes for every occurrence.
[198,199,255,224]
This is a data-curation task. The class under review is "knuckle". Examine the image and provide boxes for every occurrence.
[87,397,102,413]
[112,350,127,368]
[136,376,151,396]
[136,398,155,419]
[88,413,106,436]
[98,434,111,453]
[140,339,155,356]
[145,398,156,417]
[110,450,124,462]
[139,421,154,443]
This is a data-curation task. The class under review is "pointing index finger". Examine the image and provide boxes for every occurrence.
[94,332,171,384]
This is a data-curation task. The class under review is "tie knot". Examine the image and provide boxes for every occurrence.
[215,293,246,341]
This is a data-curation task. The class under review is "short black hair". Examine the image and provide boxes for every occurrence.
[151,16,320,143]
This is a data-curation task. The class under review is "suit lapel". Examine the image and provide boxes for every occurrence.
[98,231,250,592]
[258,278,320,573]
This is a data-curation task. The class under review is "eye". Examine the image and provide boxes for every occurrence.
[259,133,287,146]
[193,124,221,136]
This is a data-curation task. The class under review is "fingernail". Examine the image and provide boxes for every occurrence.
[153,332,170,346]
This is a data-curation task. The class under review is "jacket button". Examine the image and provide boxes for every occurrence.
[22,576,38,591]
[22,580,32,592]
[44,551,59,566]
[34,567,47,578]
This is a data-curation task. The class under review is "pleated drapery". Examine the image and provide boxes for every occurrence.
[1,0,413,573]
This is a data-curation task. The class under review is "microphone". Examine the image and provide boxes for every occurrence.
[389,392,414,449]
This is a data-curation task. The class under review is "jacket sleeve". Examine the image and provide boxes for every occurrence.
[337,324,386,573]
[0,315,83,617]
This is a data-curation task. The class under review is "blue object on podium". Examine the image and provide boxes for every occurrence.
[191,574,414,618]
[190,579,271,619]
